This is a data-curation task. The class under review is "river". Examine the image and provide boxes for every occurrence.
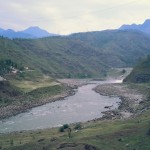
[0,80,121,133]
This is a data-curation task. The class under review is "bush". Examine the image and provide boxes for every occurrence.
[10,139,14,146]
[74,123,81,130]
[59,126,64,132]
[63,124,69,129]
[147,128,150,136]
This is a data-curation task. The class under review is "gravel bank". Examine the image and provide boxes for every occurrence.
[94,83,145,119]
[0,87,74,119]
[0,79,91,120]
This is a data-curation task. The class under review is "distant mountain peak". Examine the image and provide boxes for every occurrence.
[24,26,44,31]
[142,19,150,27]
[0,26,58,39]
[5,29,15,32]
[23,26,57,38]
[119,19,150,35]
[0,28,4,32]
[144,19,150,23]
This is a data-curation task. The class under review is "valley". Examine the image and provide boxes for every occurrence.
[0,27,150,150]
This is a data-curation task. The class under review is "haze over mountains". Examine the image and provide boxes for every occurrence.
[0,26,57,39]
[1,19,150,39]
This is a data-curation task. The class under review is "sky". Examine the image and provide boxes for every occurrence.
[0,0,150,34]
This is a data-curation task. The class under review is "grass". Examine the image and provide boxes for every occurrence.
[10,75,59,93]
[0,109,150,150]
[0,74,68,109]
[107,67,132,79]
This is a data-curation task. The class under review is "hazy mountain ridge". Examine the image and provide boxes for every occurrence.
[119,19,150,35]
[70,30,150,66]
[0,26,57,39]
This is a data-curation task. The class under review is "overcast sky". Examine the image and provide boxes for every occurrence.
[0,0,150,34]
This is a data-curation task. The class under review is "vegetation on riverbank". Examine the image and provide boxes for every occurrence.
[0,74,73,119]
[0,108,150,150]
[0,77,149,150]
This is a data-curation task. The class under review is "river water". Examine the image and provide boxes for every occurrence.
[0,80,121,133]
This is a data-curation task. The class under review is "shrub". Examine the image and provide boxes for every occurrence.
[10,139,14,146]
[147,128,150,136]
[63,124,69,129]
[74,123,81,130]
[59,126,64,132]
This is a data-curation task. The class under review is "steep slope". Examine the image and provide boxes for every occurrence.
[13,37,109,78]
[124,55,150,83]
[70,30,150,67]
[0,30,150,78]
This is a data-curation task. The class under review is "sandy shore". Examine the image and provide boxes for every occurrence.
[94,83,145,120]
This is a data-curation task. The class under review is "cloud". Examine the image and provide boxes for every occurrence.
[0,0,150,34]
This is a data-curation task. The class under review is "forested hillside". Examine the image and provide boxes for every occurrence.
[0,30,150,78]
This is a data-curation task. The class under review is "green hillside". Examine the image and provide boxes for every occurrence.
[70,30,150,67]
[124,55,150,83]
[0,30,150,78]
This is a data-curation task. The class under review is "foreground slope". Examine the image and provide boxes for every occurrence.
[124,55,150,83]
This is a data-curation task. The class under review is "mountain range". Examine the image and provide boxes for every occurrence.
[1,18,150,39]
[0,26,57,39]
[0,19,150,78]
[119,19,150,35]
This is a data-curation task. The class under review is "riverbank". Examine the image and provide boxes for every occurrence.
[57,79,92,88]
[0,85,75,120]
[94,82,147,120]
[0,79,93,120]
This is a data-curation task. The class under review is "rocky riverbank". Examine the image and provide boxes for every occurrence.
[0,79,92,120]
[94,83,146,120]
[0,87,75,120]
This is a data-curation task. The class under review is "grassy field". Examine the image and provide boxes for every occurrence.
[0,74,71,119]
[0,109,150,150]
[10,75,59,93]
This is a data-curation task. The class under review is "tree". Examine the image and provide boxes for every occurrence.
[68,127,72,138]
[63,124,69,129]
[59,126,64,132]
[122,69,126,74]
